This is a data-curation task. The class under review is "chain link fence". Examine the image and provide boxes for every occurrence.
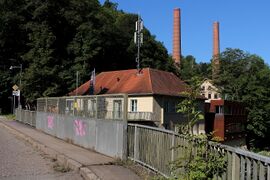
[37,94,128,120]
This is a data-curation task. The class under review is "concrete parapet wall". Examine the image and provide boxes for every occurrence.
[33,111,127,159]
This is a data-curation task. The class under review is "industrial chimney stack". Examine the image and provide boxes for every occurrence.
[212,21,220,80]
[173,8,181,66]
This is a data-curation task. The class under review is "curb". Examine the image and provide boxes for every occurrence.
[0,121,100,180]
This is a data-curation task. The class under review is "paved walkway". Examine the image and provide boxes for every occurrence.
[0,117,141,180]
[0,125,83,180]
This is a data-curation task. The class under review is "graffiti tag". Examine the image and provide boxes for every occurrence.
[74,119,87,136]
[47,116,54,129]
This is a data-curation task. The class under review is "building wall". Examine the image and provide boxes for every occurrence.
[127,96,153,112]
[200,79,221,102]
[205,99,247,144]
[153,96,162,125]
[154,96,205,135]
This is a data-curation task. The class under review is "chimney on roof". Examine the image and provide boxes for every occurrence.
[212,21,220,80]
[173,8,181,67]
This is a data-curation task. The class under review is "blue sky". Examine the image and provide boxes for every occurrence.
[99,0,270,64]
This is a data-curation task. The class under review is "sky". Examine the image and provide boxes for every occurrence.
[99,0,270,64]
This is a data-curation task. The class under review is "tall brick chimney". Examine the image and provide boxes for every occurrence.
[173,8,181,66]
[212,21,220,80]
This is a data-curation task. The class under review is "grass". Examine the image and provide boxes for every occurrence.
[53,163,71,173]
[5,114,16,120]
[258,151,270,157]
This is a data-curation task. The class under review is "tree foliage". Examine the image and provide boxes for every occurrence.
[177,76,204,135]
[179,55,211,81]
[215,48,270,149]
[171,135,227,180]
[0,0,175,111]
[174,77,226,179]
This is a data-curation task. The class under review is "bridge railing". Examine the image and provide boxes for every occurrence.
[15,107,270,179]
[37,94,128,120]
[15,109,36,127]
[127,123,270,179]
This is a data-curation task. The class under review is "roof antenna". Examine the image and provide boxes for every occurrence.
[134,14,143,75]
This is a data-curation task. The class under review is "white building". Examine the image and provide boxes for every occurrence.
[200,79,221,102]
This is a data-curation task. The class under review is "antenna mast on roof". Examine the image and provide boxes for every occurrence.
[134,14,143,74]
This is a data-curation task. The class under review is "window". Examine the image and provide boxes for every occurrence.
[201,86,205,90]
[131,99,137,112]
[215,105,224,114]
[214,93,218,99]
[208,93,212,99]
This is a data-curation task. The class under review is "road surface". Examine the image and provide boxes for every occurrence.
[0,125,83,180]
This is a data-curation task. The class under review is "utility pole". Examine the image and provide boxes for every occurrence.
[76,71,79,96]
[134,15,143,74]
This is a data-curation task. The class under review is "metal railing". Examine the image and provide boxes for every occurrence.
[15,109,36,127]
[37,94,158,121]
[37,94,128,120]
[127,124,270,179]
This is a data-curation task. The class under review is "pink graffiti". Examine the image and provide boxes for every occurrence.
[74,120,87,136]
[47,116,54,129]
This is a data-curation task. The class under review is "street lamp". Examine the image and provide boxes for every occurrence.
[10,64,22,109]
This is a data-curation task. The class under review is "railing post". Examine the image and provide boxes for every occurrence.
[95,95,99,119]
[171,133,175,162]
[73,97,75,116]
[134,124,139,160]
[246,158,251,179]
[240,156,245,180]
[227,151,232,179]
[259,162,265,179]
[123,94,128,121]
[253,160,258,180]
[45,98,47,112]
[232,152,240,180]
[267,165,270,180]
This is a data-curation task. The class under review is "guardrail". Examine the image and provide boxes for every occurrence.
[127,124,270,179]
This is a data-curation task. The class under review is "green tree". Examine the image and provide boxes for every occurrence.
[177,76,204,135]
[215,48,270,149]
[179,56,211,81]
[172,77,226,180]
[0,0,178,110]
[0,0,28,112]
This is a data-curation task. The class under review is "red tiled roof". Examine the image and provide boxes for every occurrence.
[69,68,190,96]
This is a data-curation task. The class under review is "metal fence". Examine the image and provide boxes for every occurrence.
[37,94,128,120]
[15,109,36,127]
[127,124,270,179]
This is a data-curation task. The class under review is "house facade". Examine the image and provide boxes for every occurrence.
[69,68,205,134]
[200,79,221,102]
